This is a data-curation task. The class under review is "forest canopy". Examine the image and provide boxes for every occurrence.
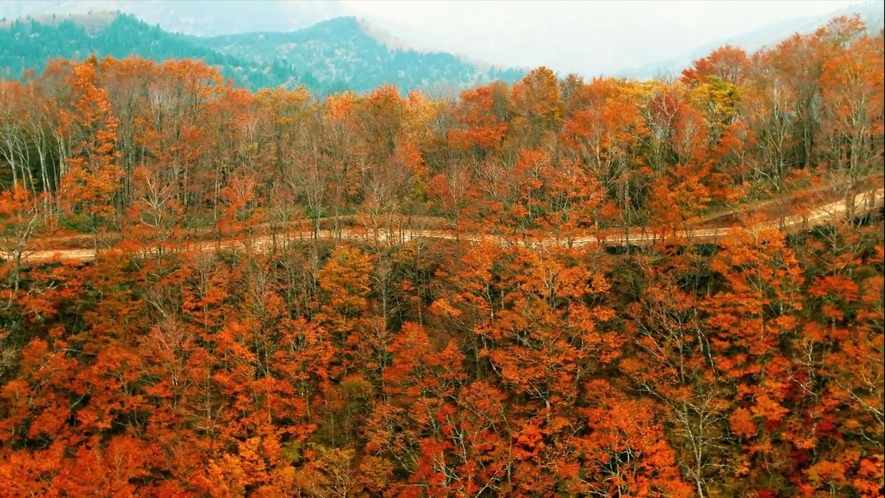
[0,14,883,498]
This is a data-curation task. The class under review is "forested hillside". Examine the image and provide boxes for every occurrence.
[0,0,349,36]
[0,13,315,92]
[195,16,526,95]
[0,14,883,497]
[0,12,525,97]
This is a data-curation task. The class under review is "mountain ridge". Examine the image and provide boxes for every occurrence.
[0,0,349,36]
[192,15,526,94]
[0,11,527,96]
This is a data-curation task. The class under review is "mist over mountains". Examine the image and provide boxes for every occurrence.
[620,0,885,79]
[1,0,882,93]
[0,0,349,36]
[0,6,526,96]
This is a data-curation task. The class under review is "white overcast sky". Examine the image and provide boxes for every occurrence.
[342,0,859,75]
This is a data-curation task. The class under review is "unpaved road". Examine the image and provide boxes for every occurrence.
[4,187,883,265]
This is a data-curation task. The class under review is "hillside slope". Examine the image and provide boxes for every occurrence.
[0,12,525,96]
[194,16,526,95]
[0,13,315,92]
[0,0,347,35]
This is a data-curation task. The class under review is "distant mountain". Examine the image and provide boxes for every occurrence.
[0,13,320,92]
[0,0,348,36]
[620,0,885,80]
[193,16,527,95]
[0,11,526,97]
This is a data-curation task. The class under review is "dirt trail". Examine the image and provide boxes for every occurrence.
[4,187,883,265]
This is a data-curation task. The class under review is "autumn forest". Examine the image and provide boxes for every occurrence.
[0,14,883,497]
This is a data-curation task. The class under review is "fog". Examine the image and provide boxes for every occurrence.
[1,0,866,75]
[344,0,858,74]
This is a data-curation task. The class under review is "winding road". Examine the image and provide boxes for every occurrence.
[4,187,883,265]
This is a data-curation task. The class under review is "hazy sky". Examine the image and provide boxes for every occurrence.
[342,0,859,75]
[0,0,868,76]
